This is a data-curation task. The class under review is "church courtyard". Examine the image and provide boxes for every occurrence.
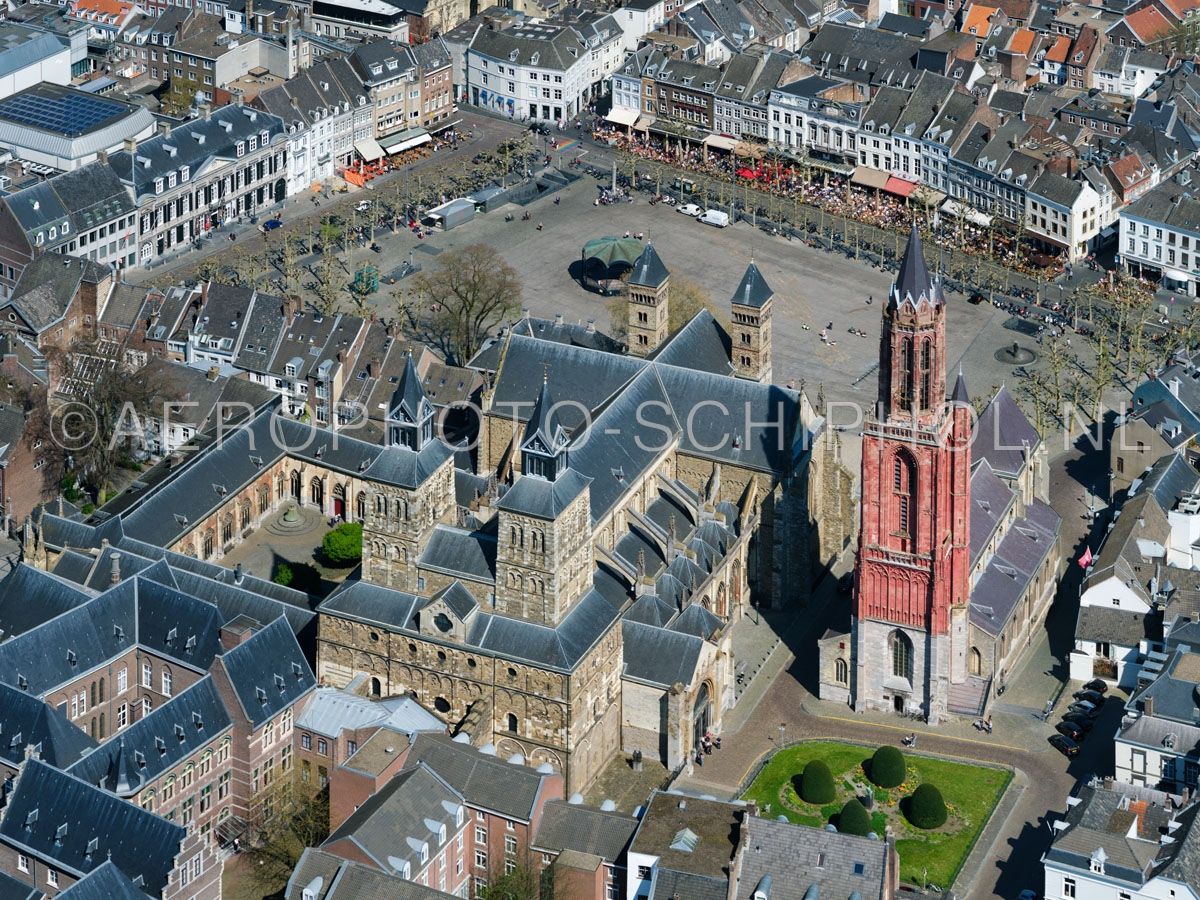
[218,503,356,599]
[742,741,1011,890]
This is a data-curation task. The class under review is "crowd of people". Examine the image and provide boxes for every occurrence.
[591,125,1064,281]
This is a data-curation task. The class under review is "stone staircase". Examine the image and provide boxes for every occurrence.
[947,675,991,717]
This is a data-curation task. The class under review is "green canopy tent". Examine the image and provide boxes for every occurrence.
[580,236,644,294]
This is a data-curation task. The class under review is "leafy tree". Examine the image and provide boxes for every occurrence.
[402,243,522,364]
[869,746,906,789]
[159,76,200,117]
[321,521,363,567]
[273,560,294,586]
[837,798,871,836]
[798,760,835,804]
[905,783,948,829]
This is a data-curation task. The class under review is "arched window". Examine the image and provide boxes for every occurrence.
[893,452,917,548]
[99,713,105,739]
[506,713,518,733]
[900,337,914,411]
[356,492,366,521]
[98,678,105,703]
[90,682,97,707]
[222,514,234,544]
[890,631,913,681]
[919,338,932,411]
[370,677,382,697]
[258,485,270,514]
[835,658,848,684]
[202,531,214,559]
[240,502,251,530]
[969,647,982,676]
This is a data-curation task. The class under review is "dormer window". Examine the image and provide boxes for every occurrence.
[260,130,268,144]
[249,135,257,151]
[154,177,163,193]
[49,226,56,240]
[167,173,176,188]
[62,222,69,234]
[181,165,189,182]
[236,141,245,157]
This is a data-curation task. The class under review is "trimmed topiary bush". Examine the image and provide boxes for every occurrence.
[321,521,363,566]
[837,798,871,836]
[273,560,294,586]
[869,745,906,788]
[906,783,948,829]
[799,760,836,804]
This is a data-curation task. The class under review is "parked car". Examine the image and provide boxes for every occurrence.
[1073,689,1105,705]
[1049,734,1080,757]
[1062,711,1096,729]
[698,209,730,228]
[1068,700,1098,716]
[1083,679,1109,694]
[677,203,703,217]
[355,200,372,212]
[1056,721,1086,742]
[261,218,283,232]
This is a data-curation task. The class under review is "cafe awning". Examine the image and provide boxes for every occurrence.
[940,198,992,228]
[354,138,385,162]
[850,166,890,190]
[633,115,655,131]
[883,176,918,198]
[914,187,946,207]
[606,107,639,127]
[381,128,431,154]
[703,134,738,151]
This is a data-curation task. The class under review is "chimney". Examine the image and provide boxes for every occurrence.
[555,312,564,326]
[233,563,244,585]
[1145,696,1155,717]
[207,366,220,381]
[1170,377,1181,397]
[110,552,121,585]
[157,119,171,137]
[219,618,258,651]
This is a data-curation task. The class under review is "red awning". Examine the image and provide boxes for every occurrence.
[883,176,918,198]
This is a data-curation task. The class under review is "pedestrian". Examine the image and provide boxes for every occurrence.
[695,751,703,767]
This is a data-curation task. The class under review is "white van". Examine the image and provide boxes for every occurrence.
[698,209,729,228]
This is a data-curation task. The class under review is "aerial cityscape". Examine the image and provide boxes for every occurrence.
[0,0,1194,896]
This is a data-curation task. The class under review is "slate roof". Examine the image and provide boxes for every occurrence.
[67,675,232,796]
[0,681,97,769]
[1045,780,1190,887]
[1136,452,1200,511]
[0,575,224,698]
[417,525,497,582]
[286,848,452,900]
[0,759,185,895]
[0,869,43,900]
[730,261,773,309]
[648,309,732,376]
[969,498,1059,637]
[55,861,154,900]
[495,469,590,520]
[407,732,552,821]
[5,252,106,334]
[218,616,315,729]
[108,105,285,201]
[968,460,1015,565]
[621,620,702,687]
[0,563,93,640]
[1075,604,1160,646]
[532,800,637,863]
[323,762,463,875]
[973,385,1040,476]
[891,229,940,309]
[734,814,893,900]
[629,244,670,288]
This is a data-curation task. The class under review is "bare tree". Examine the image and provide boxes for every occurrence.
[244,783,330,891]
[401,243,522,364]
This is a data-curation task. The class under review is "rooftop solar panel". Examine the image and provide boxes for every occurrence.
[0,90,127,137]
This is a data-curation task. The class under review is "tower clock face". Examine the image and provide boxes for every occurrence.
[434,613,453,633]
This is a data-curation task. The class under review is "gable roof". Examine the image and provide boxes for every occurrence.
[0,759,185,895]
[218,616,315,729]
[973,385,1040,475]
[0,681,97,769]
[406,732,553,821]
[531,800,637,862]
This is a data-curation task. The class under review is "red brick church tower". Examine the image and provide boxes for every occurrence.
[851,230,973,722]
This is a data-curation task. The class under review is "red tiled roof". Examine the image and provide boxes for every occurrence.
[962,3,999,36]
[1121,5,1173,43]
[1009,27,1035,54]
[1045,34,1071,62]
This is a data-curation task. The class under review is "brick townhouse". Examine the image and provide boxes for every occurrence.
[207,616,318,829]
[65,675,235,851]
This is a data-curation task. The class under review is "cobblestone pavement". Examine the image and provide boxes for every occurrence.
[670,438,1120,900]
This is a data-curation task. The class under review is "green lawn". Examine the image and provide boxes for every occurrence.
[742,741,1010,889]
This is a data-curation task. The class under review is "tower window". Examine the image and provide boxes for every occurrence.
[893,453,917,547]
[919,338,932,411]
[890,631,913,681]
[899,338,914,411]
